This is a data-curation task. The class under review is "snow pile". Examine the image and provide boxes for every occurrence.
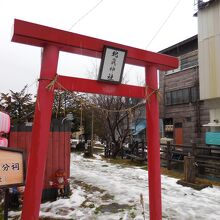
[9,153,220,219]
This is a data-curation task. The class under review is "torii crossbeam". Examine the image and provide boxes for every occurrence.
[12,19,178,220]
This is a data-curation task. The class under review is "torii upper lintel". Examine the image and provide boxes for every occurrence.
[12,19,178,71]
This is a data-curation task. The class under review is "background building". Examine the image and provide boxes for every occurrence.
[159,35,209,145]
[196,0,220,146]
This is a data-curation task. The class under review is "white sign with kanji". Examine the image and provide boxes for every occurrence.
[98,46,127,84]
[0,147,24,187]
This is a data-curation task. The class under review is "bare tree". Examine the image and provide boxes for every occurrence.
[87,61,143,157]
[52,91,90,132]
[92,94,141,158]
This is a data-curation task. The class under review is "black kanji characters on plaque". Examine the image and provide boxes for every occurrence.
[11,163,20,171]
[2,163,10,171]
[107,51,118,80]
[112,50,118,58]
[1,163,20,171]
[107,73,113,80]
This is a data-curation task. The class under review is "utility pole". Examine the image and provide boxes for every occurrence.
[91,109,94,155]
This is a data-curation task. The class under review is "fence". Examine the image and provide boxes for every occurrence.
[160,142,220,179]
[103,140,220,179]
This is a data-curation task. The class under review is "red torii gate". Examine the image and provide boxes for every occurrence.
[12,19,178,220]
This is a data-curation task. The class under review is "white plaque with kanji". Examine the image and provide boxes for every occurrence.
[0,147,25,187]
[98,46,127,84]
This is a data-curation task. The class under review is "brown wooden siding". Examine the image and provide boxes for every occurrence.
[159,47,210,145]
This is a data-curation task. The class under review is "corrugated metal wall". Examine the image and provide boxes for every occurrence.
[198,0,220,100]
[9,121,71,190]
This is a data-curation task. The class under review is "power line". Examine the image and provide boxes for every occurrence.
[126,0,182,75]
[27,79,38,89]
[69,0,104,31]
[145,0,182,49]
[25,78,38,95]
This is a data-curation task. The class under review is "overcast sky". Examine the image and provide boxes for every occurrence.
[0,0,197,95]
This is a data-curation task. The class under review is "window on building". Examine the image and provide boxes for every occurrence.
[165,88,190,105]
[182,88,190,103]
[190,86,199,102]
[171,90,178,105]
[165,92,172,105]
[165,55,198,75]
[165,86,199,106]
[180,56,198,70]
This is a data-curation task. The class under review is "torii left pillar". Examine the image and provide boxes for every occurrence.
[21,45,59,220]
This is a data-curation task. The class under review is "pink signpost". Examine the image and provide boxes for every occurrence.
[11,19,178,220]
[0,111,10,148]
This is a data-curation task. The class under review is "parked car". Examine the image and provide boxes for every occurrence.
[70,139,80,149]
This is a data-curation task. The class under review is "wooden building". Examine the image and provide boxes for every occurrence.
[159,35,209,145]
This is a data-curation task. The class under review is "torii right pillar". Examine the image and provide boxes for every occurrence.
[145,65,162,220]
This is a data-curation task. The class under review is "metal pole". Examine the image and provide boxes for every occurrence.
[4,188,9,220]
[145,65,162,220]
[80,104,83,134]
[21,45,59,220]
[91,110,94,155]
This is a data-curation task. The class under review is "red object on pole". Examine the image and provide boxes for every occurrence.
[21,45,59,220]
[145,65,162,220]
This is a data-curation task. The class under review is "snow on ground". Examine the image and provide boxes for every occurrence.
[9,152,220,220]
